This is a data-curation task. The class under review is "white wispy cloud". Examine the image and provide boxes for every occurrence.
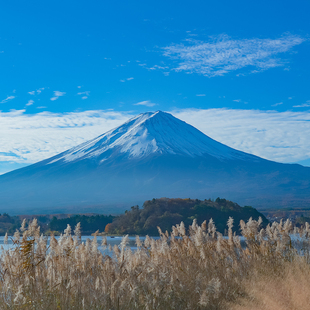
[54,91,66,97]
[272,102,283,107]
[26,100,34,106]
[0,110,131,166]
[77,91,90,100]
[233,99,248,104]
[77,91,90,96]
[293,100,310,108]
[196,94,206,97]
[0,96,15,104]
[120,77,134,82]
[134,100,157,107]
[161,34,306,77]
[0,109,310,172]
[148,65,169,70]
[36,88,44,94]
[50,91,66,101]
[172,108,310,164]
[28,89,44,96]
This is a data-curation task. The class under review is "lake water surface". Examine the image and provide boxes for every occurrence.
[0,235,306,255]
[0,235,160,255]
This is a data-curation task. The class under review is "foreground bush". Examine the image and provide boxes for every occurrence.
[0,217,309,309]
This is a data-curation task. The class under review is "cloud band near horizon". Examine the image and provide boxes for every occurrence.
[0,108,309,174]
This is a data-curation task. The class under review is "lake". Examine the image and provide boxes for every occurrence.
[0,235,160,255]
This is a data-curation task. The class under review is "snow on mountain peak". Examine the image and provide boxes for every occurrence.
[47,111,259,164]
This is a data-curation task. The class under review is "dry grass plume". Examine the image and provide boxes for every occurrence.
[0,217,309,309]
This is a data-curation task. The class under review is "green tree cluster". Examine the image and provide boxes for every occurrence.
[48,214,115,235]
[108,197,269,235]
[0,213,21,235]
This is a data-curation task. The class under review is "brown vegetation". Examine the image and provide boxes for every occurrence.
[231,261,310,310]
[0,217,309,309]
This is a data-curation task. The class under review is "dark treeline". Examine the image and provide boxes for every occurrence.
[295,215,310,227]
[0,214,115,236]
[49,214,115,235]
[0,197,272,235]
[0,213,21,235]
[106,197,269,235]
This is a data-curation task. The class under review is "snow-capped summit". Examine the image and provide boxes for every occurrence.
[47,111,258,165]
[0,111,309,215]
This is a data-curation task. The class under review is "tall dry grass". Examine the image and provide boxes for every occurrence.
[0,217,309,309]
[230,259,310,310]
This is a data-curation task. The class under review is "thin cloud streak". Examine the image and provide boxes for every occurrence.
[272,102,283,107]
[293,100,310,108]
[26,100,34,106]
[0,96,15,104]
[77,91,90,96]
[50,91,66,101]
[77,91,90,100]
[134,100,157,107]
[162,34,306,77]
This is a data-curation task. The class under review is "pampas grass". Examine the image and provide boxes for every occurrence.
[231,261,310,310]
[0,217,309,309]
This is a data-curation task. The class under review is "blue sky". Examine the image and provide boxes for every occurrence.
[1,0,310,173]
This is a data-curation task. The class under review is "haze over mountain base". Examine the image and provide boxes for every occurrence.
[0,111,309,215]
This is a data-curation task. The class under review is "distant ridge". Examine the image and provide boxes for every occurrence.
[0,111,309,215]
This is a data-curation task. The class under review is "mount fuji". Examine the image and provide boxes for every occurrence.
[0,111,309,215]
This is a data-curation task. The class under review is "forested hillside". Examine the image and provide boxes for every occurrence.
[106,197,269,235]
[0,198,268,235]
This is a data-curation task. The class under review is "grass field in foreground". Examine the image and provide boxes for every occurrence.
[0,217,309,309]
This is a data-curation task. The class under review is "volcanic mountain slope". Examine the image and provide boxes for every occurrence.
[0,111,309,215]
